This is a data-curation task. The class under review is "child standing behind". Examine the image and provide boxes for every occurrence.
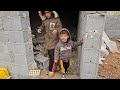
[37,11,62,77]
[54,28,83,79]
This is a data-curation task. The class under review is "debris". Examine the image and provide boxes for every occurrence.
[32,36,45,45]
[29,70,41,76]
[99,58,105,65]
[116,39,120,42]
[31,61,38,70]
[99,40,120,79]
[102,31,120,53]
[99,31,120,65]
[33,44,48,57]
[34,54,49,69]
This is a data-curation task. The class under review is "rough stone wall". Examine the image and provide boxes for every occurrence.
[0,11,34,79]
[105,15,120,39]
[78,11,105,79]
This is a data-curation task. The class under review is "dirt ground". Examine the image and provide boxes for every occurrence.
[98,40,120,79]
[38,69,79,79]
[37,50,80,79]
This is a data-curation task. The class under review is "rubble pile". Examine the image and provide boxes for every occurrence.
[99,40,120,79]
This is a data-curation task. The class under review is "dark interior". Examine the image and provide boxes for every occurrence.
[29,11,79,41]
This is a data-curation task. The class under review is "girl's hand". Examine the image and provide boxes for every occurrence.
[37,28,42,33]
[52,30,57,35]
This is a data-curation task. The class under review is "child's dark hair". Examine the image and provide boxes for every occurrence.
[60,30,69,36]
[41,11,54,17]
[60,30,70,42]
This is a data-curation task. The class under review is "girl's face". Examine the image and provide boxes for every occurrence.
[44,11,52,19]
[60,34,69,42]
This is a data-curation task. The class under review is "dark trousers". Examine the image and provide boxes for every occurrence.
[63,61,69,73]
[48,49,54,72]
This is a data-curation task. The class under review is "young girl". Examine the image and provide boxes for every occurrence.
[37,11,62,77]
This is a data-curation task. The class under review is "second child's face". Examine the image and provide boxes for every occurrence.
[60,34,69,42]
[44,11,52,19]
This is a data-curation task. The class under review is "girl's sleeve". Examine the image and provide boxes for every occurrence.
[55,18,62,32]
[38,21,45,31]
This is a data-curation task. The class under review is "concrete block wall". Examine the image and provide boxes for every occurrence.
[78,11,105,79]
[0,11,35,79]
[105,15,120,39]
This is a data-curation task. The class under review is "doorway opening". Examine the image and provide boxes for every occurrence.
[29,11,80,79]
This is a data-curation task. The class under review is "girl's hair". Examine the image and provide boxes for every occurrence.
[41,11,54,17]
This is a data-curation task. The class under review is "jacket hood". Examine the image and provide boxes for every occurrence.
[38,11,59,21]
[59,28,71,42]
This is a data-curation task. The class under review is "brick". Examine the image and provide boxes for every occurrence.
[18,74,30,79]
[0,62,13,75]
[25,44,34,54]
[105,16,120,30]
[0,42,8,53]
[83,35,101,49]
[0,62,7,67]
[0,18,3,30]
[12,44,26,54]
[82,48,100,63]
[8,31,24,43]
[105,30,120,39]
[7,43,14,53]
[3,16,22,31]
[34,54,49,69]
[8,43,34,65]
[23,31,31,43]
[0,53,10,62]
[9,11,28,17]
[10,73,19,79]
[3,11,30,31]
[12,65,29,74]
[21,17,31,30]
[86,11,97,14]
[86,14,105,33]
[19,11,29,18]
[8,43,33,54]
[9,11,20,16]
[8,31,31,43]
[26,50,34,65]
[15,54,27,65]
[11,51,34,65]
[8,43,23,54]
[0,31,9,42]
[82,62,97,75]
[8,11,29,18]
[80,74,95,79]
[0,11,4,17]
[28,61,38,70]
[9,52,17,64]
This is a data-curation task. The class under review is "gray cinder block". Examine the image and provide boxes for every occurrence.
[0,31,9,42]
[34,54,49,69]
[82,48,100,64]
